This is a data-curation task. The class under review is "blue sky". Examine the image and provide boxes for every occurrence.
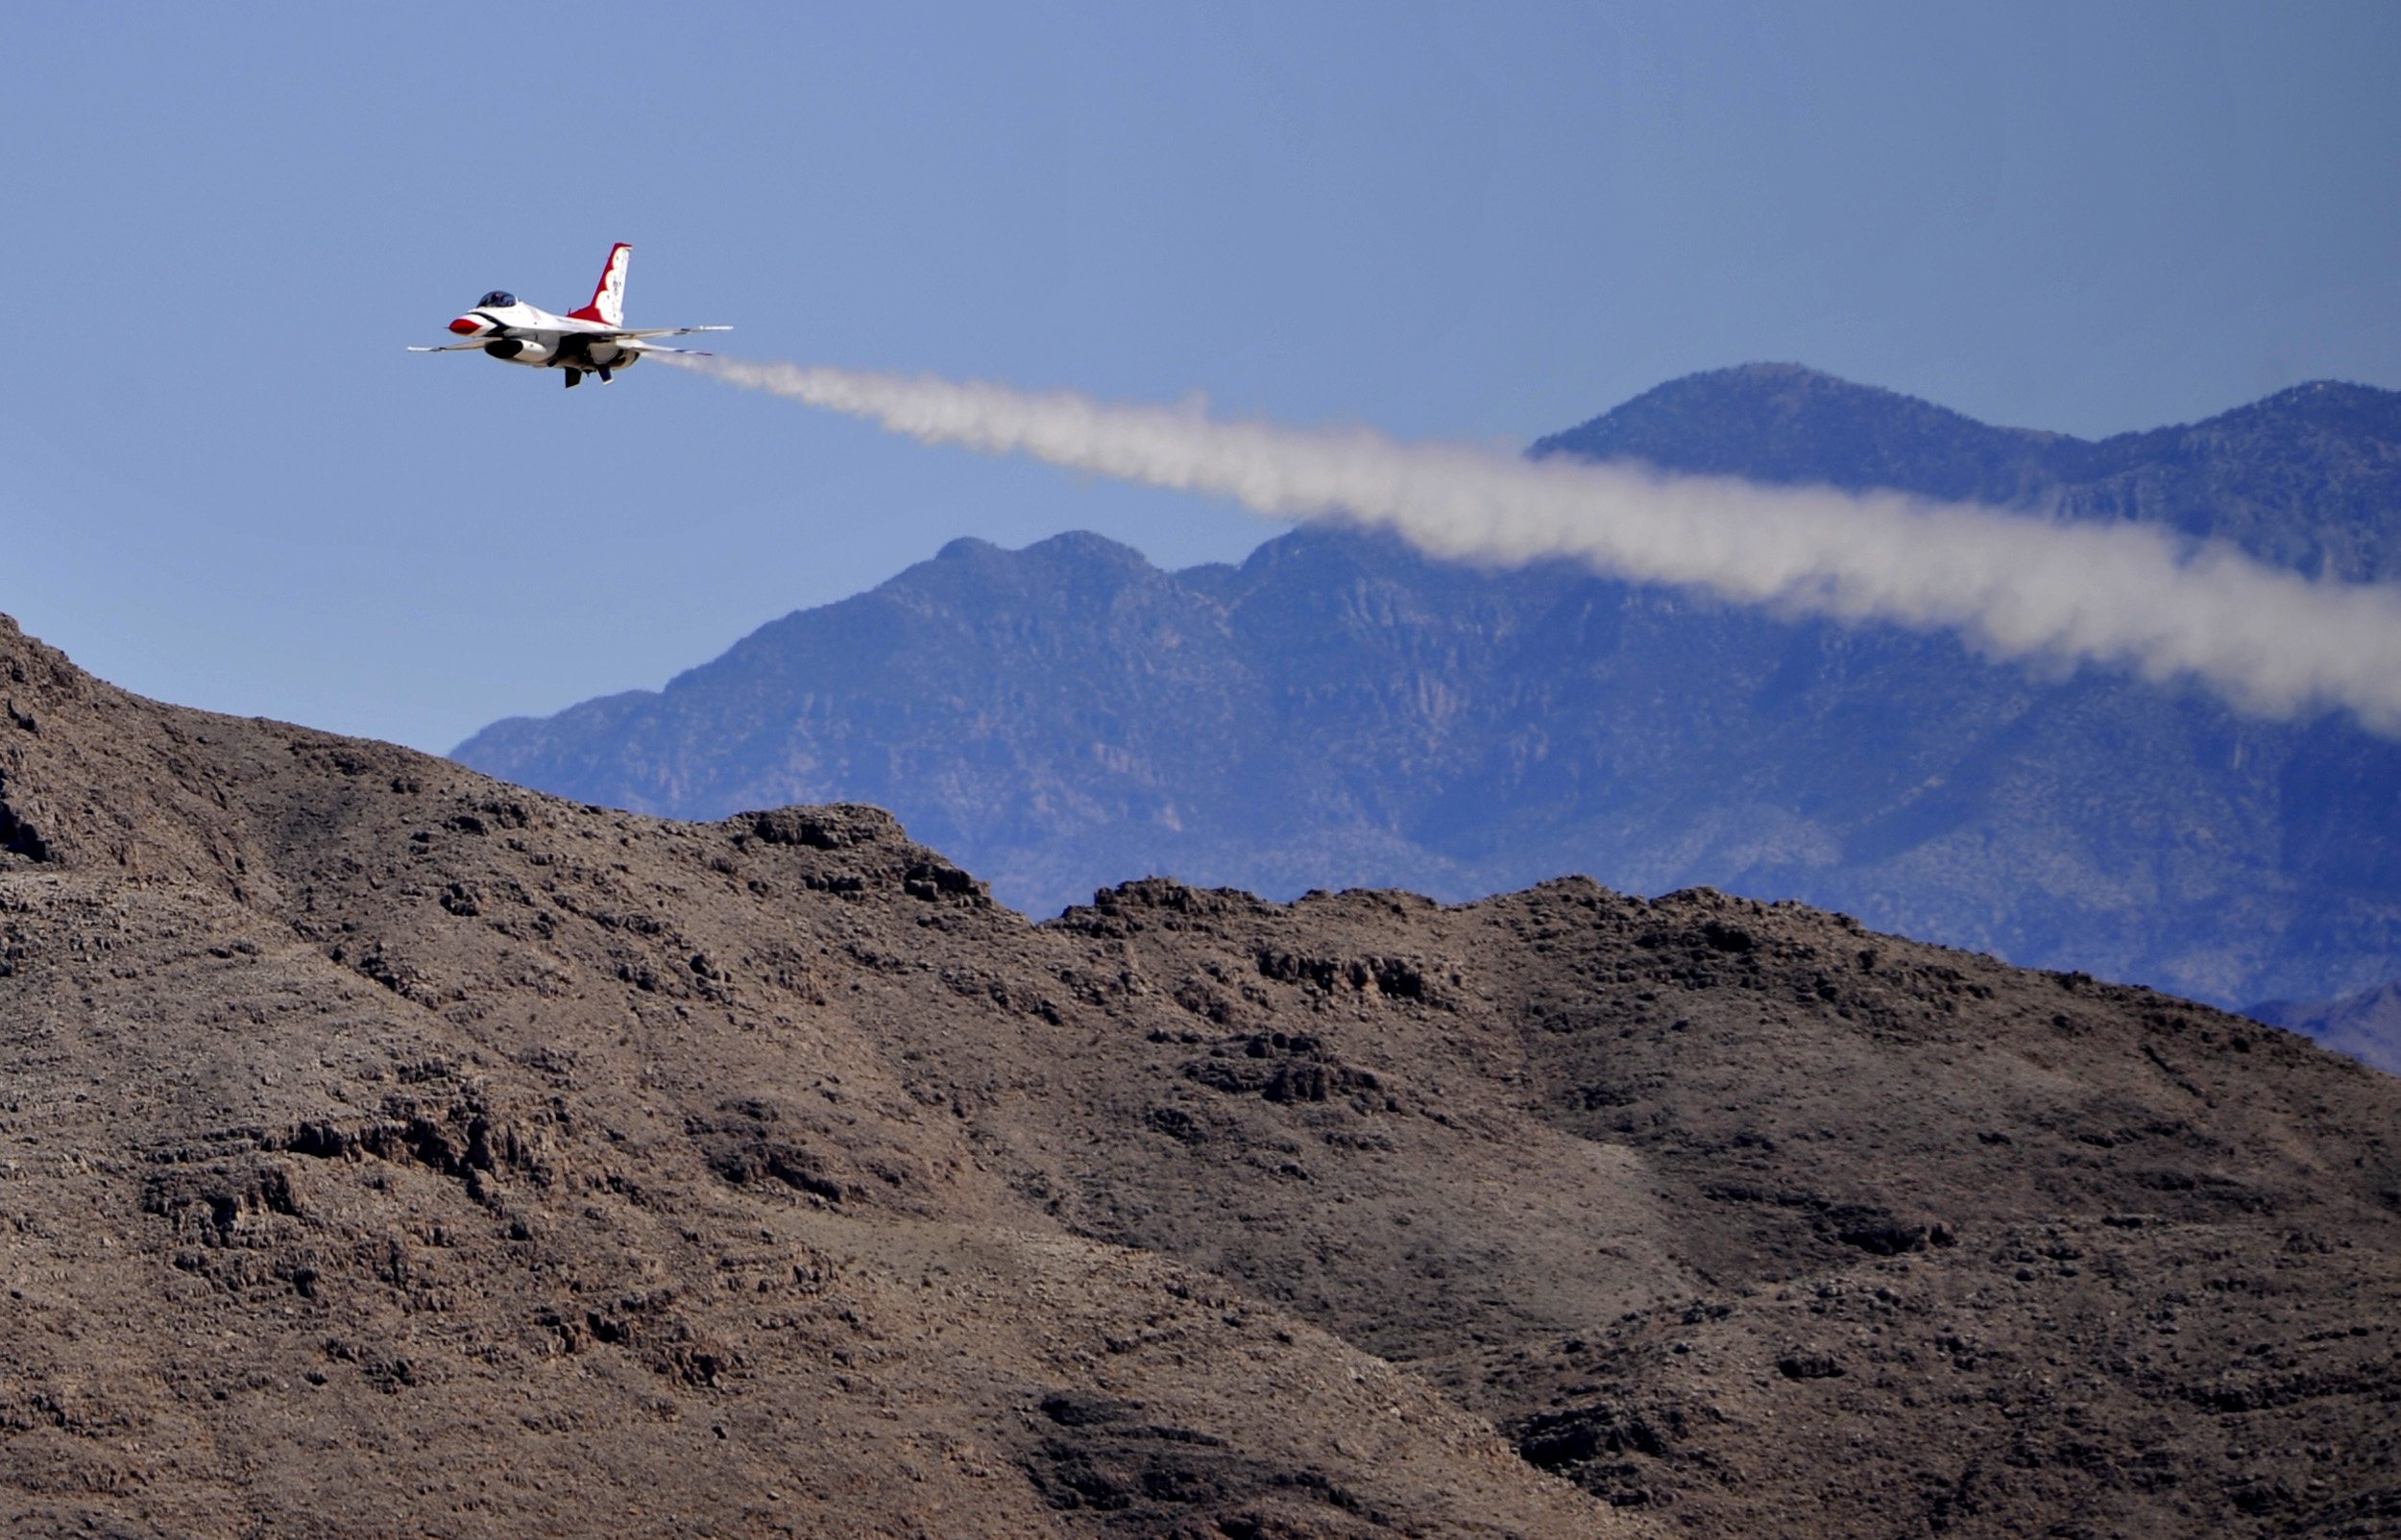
[4,1,2396,751]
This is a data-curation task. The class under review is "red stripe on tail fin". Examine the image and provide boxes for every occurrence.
[568,242,631,325]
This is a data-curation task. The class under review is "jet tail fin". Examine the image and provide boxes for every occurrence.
[567,242,631,325]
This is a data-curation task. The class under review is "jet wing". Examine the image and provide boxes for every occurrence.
[405,340,497,352]
[543,317,733,341]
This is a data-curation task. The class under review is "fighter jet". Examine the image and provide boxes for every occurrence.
[408,243,728,388]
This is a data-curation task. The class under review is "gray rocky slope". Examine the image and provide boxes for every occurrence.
[457,366,2401,1011]
[2249,979,2401,1076]
[4,613,2399,1537]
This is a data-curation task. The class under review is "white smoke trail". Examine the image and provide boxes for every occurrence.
[661,354,2401,735]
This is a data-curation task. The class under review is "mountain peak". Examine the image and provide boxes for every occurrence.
[1533,363,2071,503]
[1020,528,1155,570]
[2173,377,2401,442]
[1532,366,2401,577]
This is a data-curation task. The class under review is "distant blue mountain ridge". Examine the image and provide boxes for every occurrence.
[454,364,2401,1013]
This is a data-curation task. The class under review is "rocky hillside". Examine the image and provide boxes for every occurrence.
[5,613,2400,1538]
[2249,978,2401,1076]
[455,368,2401,1011]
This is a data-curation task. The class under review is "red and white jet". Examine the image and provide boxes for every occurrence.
[408,243,728,388]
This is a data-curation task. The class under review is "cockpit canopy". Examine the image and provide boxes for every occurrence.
[476,291,517,309]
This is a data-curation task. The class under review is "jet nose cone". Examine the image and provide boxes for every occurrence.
[448,316,482,336]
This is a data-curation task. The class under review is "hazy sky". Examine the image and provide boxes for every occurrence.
[4,1,2396,751]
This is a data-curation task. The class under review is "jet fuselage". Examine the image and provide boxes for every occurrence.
[445,298,643,378]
